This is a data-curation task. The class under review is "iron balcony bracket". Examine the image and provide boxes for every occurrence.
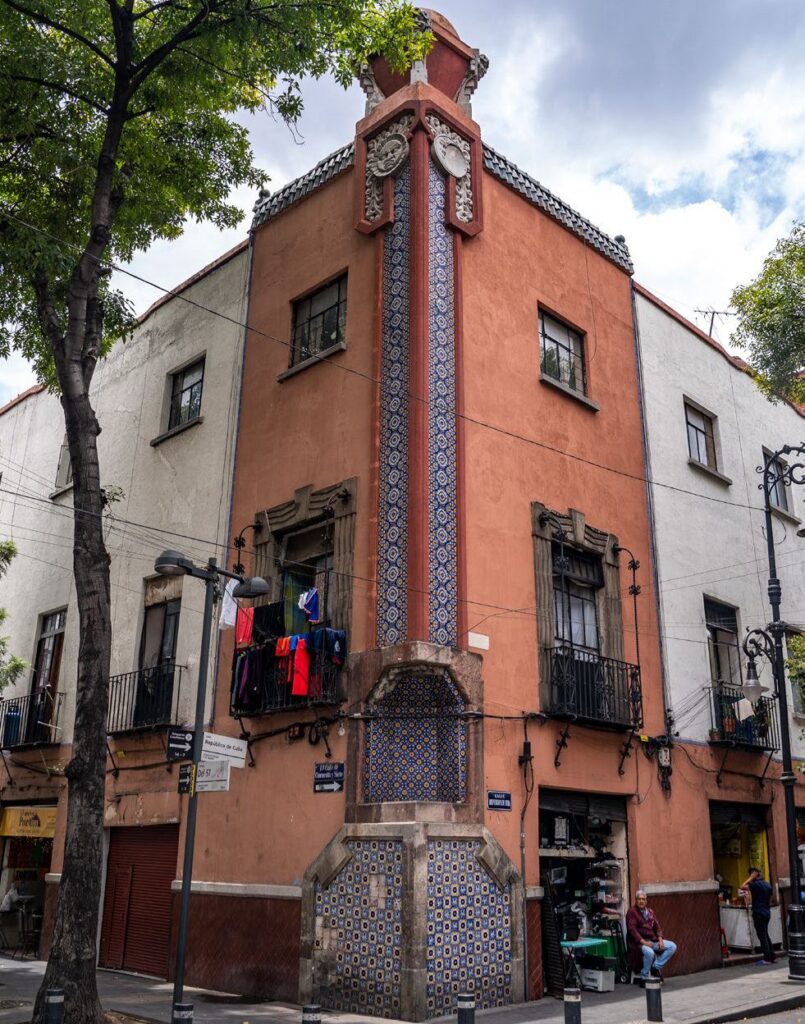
[758,750,775,789]
[618,728,637,776]
[716,745,732,786]
[0,749,11,785]
[234,716,256,767]
[554,722,572,768]
[106,741,120,779]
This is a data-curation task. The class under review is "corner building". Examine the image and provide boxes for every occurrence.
[192,12,672,1017]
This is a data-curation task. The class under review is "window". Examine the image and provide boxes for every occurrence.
[31,610,66,696]
[139,598,181,671]
[279,523,334,634]
[765,451,789,513]
[705,598,742,689]
[553,546,603,652]
[291,275,347,366]
[685,402,717,469]
[54,435,73,490]
[168,359,204,430]
[539,310,586,395]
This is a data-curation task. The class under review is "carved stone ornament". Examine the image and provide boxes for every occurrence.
[357,62,385,115]
[426,114,473,223]
[364,115,413,221]
[455,50,490,116]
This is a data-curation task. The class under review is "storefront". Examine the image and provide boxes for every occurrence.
[538,790,630,994]
[710,801,782,952]
[0,804,56,953]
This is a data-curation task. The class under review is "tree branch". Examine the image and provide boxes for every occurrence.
[6,74,109,114]
[31,266,65,359]
[0,0,116,69]
[128,2,229,95]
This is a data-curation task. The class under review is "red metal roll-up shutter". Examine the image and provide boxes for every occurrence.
[99,824,179,977]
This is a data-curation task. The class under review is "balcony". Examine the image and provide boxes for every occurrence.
[709,683,779,752]
[231,646,344,718]
[0,691,64,749]
[108,661,182,734]
[541,645,643,731]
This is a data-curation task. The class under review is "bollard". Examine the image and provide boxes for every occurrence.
[788,904,805,981]
[302,1004,322,1024]
[171,1003,193,1024]
[645,976,663,1022]
[457,991,475,1024]
[563,986,581,1024]
[44,989,64,1024]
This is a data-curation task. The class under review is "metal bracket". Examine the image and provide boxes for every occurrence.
[235,717,256,767]
[554,723,571,769]
[106,741,120,778]
[0,749,12,785]
[716,746,732,786]
[758,750,775,788]
[618,729,637,776]
[157,731,172,772]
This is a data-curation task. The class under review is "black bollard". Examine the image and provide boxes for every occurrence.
[302,1004,322,1024]
[645,976,663,1022]
[44,989,64,1024]
[171,1003,193,1024]
[457,991,475,1024]
[788,904,805,981]
[563,986,581,1024]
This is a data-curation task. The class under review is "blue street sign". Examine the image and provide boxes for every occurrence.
[487,790,512,811]
[314,762,345,793]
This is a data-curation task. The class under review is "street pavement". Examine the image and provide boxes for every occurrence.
[1,957,805,1024]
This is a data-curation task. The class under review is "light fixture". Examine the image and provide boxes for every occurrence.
[232,576,270,599]
[154,549,194,576]
[741,658,770,703]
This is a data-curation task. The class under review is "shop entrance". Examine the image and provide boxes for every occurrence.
[710,801,781,954]
[539,790,630,996]
[0,804,56,956]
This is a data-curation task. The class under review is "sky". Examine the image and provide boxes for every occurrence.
[1,0,804,404]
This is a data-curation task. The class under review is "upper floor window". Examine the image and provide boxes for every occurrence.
[685,402,717,469]
[168,358,204,431]
[539,310,587,396]
[553,545,603,653]
[291,275,347,367]
[764,450,789,513]
[32,609,66,695]
[55,435,73,490]
[705,598,742,689]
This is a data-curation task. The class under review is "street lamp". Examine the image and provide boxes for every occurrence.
[741,442,805,981]
[153,550,268,1013]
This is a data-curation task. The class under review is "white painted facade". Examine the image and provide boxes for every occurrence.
[0,244,249,743]
[635,286,805,758]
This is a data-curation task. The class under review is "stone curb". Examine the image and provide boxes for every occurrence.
[655,989,805,1024]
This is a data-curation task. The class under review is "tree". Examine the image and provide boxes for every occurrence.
[0,541,26,690]
[0,4,428,1022]
[731,222,805,404]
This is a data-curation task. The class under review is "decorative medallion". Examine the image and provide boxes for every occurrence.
[426,114,473,223]
[365,115,414,221]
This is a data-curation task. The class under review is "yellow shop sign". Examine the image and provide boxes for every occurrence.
[0,805,57,838]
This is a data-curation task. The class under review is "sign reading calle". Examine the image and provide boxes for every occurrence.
[314,762,345,793]
[201,732,247,769]
[487,790,512,812]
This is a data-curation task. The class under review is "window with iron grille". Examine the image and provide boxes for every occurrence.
[704,597,742,688]
[552,545,603,652]
[539,310,587,395]
[685,402,717,469]
[764,450,789,513]
[291,275,347,366]
[168,359,204,430]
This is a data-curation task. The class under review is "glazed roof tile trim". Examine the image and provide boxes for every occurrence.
[250,141,634,273]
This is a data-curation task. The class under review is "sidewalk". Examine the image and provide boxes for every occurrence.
[0,957,804,1024]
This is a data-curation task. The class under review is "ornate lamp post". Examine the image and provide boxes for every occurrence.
[740,443,805,981]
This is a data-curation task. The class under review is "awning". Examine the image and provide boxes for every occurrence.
[0,805,57,838]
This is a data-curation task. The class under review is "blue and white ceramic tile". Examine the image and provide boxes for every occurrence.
[425,839,513,1017]
[427,163,458,647]
[377,168,411,646]
[364,669,466,803]
[314,839,404,1017]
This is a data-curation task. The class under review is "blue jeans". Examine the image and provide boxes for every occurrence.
[641,940,677,977]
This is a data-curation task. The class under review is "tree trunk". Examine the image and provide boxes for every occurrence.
[33,383,110,1024]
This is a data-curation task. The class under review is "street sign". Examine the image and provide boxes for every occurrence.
[196,759,230,793]
[201,732,247,769]
[487,790,512,811]
[314,762,345,793]
[167,728,194,763]
[178,763,196,796]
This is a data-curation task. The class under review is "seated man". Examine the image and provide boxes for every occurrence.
[626,889,678,983]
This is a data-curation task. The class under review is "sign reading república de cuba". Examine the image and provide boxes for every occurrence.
[0,805,57,838]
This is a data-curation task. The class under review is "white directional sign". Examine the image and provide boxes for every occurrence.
[195,759,230,793]
[201,732,247,769]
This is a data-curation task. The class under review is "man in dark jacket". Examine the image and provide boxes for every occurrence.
[626,890,678,982]
[740,867,775,963]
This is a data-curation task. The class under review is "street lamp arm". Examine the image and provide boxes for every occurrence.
[742,627,775,665]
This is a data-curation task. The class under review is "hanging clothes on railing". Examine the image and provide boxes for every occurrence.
[291,635,310,696]
[235,606,254,646]
[253,601,284,641]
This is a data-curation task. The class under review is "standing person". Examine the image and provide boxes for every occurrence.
[740,867,776,964]
[626,890,678,983]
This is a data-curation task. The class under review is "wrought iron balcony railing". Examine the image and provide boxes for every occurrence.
[541,645,643,730]
[0,690,64,749]
[108,661,182,734]
[231,647,344,718]
[709,682,779,752]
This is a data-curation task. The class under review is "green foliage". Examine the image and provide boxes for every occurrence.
[0,541,26,691]
[0,0,430,378]
[731,222,805,405]
[788,633,805,712]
